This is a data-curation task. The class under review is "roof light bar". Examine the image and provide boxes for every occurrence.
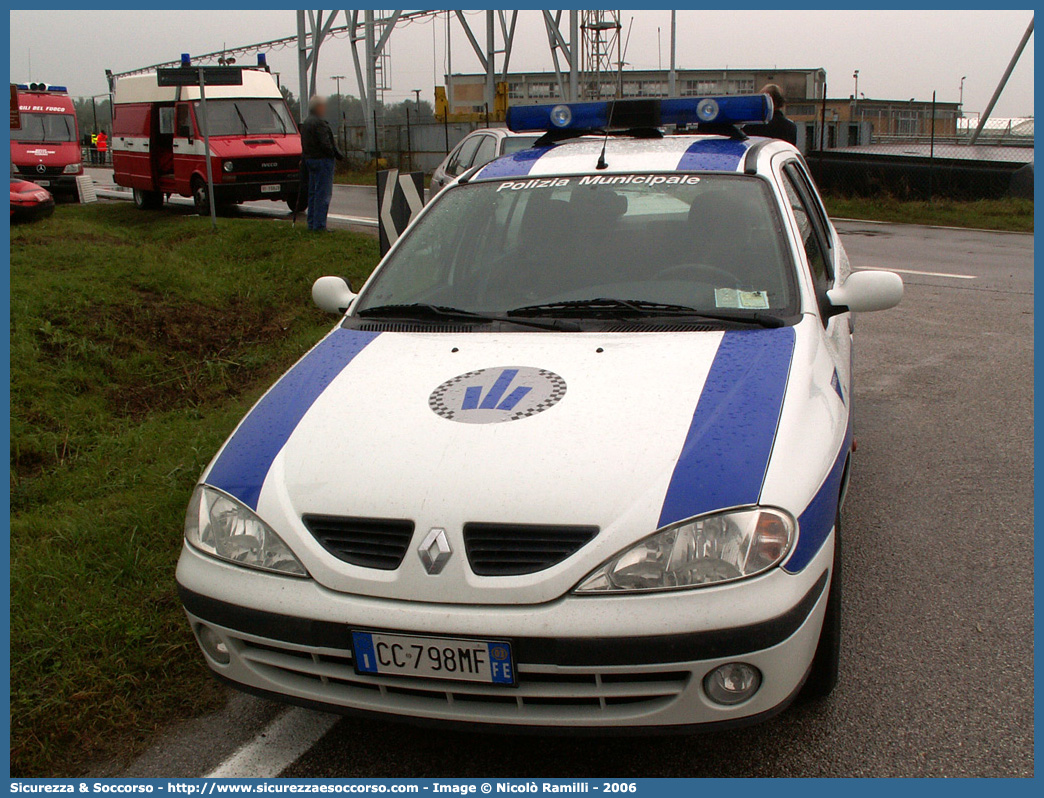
[506,95,773,133]
[16,83,68,94]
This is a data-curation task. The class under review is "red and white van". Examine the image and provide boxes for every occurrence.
[111,65,302,212]
[10,84,83,201]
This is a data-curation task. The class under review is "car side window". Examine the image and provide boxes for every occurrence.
[472,135,498,169]
[446,135,482,177]
[781,165,830,296]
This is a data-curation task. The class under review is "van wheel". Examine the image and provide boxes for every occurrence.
[287,192,307,213]
[801,508,842,700]
[132,188,163,210]
[191,178,211,215]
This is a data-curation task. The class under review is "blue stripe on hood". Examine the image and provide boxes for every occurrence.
[206,329,379,510]
[477,146,554,179]
[658,327,795,528]
[675,138,750,172]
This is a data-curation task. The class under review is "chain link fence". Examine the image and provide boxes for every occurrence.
[802,111,1032,201]
[337,120,486,174]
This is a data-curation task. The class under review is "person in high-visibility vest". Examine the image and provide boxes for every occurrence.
[90,132,99,164]
[96,131,108,165]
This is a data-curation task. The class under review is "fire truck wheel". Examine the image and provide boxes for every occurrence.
[287,193,307,213]
[191,177,211,216]
[132,188,163,210]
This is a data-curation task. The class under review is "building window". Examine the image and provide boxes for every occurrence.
[789,104,816,117]
[896,111,919,137]
[508,83,526,100]
[621,81,640,98]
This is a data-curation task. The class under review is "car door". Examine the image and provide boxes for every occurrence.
[432,134,482,194]
[778,158,853,399]
[470,134,498,170]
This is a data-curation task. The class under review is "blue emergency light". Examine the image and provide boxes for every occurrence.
[506,95,773,133]
[257,53,268,67]
[16,83,68,93]
[181,53,192,67]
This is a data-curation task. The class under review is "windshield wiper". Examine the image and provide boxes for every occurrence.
[268,102,288,134]
[508,298,785,328]
[355,303,581,331]
[233,103,251,134]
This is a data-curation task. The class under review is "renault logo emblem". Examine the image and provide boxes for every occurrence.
[418,528,451,574]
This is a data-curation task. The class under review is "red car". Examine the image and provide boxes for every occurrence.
[10,177,55,223]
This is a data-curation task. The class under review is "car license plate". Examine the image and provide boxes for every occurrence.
[261,184,281,193]
[351,631,515,685]
[36,180,50,186]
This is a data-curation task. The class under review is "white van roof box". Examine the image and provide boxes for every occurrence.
[113,69,282,105]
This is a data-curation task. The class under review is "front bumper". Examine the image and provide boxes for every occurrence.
[176,535,833,730]
[218,176,300,203]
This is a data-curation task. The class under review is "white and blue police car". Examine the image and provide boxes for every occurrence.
[177,94,903,731]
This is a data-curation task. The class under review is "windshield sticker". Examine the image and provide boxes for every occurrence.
[497,178,571,192]
[578,174,700,187]
[715,288,770,310]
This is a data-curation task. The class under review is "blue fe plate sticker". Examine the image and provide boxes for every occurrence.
[351,631,515,685]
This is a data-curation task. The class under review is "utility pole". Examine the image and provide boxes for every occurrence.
[364,9,378,157]
[959,75,966,112]
[412,88,422,110]
[668,10,676,97]
[332,75,345,153]
[971,16,1034,144]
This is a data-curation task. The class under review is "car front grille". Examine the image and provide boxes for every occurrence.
[302,515,415,570]
[463,523,598,576]
[233,636,690,719]
[232,156,300,173]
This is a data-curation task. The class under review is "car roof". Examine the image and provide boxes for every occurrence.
[473,134,798,181]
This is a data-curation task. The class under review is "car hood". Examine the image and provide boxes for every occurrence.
[203,326,796,604]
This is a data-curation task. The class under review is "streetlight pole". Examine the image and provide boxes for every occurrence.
[959,75,966,110]
[412,88,422,111]
[331,75,345,152]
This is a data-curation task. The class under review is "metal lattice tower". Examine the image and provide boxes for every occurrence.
[580,10,622,100]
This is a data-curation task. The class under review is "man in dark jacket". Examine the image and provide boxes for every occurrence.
[300,96,345,230]
[744,83,798,146]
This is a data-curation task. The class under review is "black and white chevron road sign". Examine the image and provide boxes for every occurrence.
[376,169,425,256]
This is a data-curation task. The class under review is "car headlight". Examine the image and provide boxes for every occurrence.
[574,507,795,593]
[184,485,308,577]
[62,162,82,174]
[222,161,234,173]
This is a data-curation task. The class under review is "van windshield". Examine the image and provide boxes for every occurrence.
[11,112,76,143]
[355,174,799,317]
[192,99,296,136]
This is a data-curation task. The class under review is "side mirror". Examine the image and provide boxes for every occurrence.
[312,276,357,315]
[827,270,903,314]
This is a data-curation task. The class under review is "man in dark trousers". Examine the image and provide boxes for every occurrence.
[744,83,798,146]
[300,96,345,231]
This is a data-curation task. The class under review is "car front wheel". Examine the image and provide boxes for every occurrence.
[801,507,842,699]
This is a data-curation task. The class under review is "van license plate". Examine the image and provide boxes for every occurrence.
[261,184,281,193]
[351,631,515,685]
[36,180,50,186]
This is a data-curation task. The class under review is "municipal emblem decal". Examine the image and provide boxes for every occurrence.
[429,366,566,424]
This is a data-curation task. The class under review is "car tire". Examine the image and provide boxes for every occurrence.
[801,507,842,700]
[287,193,307,213]
[132,188,163,210]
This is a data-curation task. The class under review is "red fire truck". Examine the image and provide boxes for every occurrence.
[111,61,302,212]
[10,84,83,201]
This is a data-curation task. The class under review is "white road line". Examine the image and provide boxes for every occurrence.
[205,708,338,778]
[876,267,977,280]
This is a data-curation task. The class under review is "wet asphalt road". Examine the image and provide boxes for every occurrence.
[275,224,1034,777]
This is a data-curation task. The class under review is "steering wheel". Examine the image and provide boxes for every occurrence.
[655,262,742,288]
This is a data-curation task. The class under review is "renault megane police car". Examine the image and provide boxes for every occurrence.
[177,94,902,731]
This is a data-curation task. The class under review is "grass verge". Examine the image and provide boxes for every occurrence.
[10,202,380,776]
[823,196,1033,233]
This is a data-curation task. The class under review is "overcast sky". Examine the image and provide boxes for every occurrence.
[9,9,1035,117]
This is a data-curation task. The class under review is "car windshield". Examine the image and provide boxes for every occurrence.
[354,173,798,318]
[501,135,541,155]
[192,99,296,136]
[11,113,75,142]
